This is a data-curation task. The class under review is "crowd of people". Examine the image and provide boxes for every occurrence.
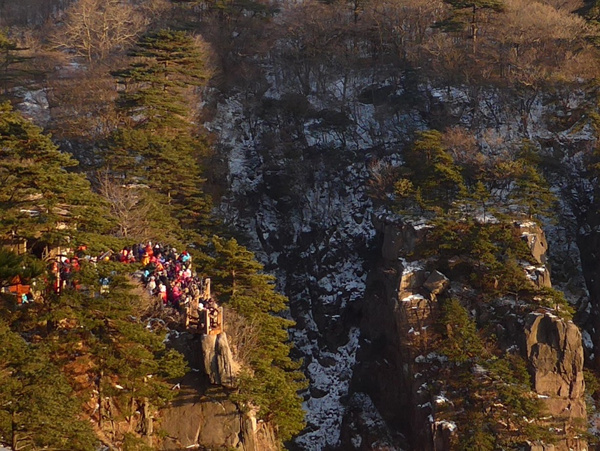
[49,253,83,294]
[47,242,222,333]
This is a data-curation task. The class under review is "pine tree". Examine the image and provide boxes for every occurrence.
[445,0,503,10]
[403,130,466,213]
[0,249,43,287]
[201,236,307,442]
[469,180,491,221]
[0,321,97,450]
[109,30,213,234]
[115,30,211,133]
[440,298,485,364]
[33,262,187,444]
[0,103,111,250]
[511,159,556,219]
[443,0,505,44]
[0,31,30,95]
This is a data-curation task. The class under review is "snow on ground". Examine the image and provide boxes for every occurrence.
[14,87,51,126]
[209,85,380,447]
[207,56,599,448]
[583,330,594,350]
[295,327,361,449]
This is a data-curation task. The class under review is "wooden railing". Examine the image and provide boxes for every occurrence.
[183,278,223,335]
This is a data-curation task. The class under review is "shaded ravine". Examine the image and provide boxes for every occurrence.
[208,79,600,449]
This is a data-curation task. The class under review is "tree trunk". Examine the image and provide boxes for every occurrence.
[141,397,153,446]
[11,411,18,450]
[129,396,136,427]
[231,269,236,296]
[98,370,104,428]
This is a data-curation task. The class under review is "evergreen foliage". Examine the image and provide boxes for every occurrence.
[509,144,557,219]
[0,0,587,447]
[424,219,530,293]
[399,130,465,213]
[395,130,557,223]
[107,51,309,428]
[438,300,554,449]
[0,31,30,95]
[0,320,97,450]
[0,103,111,248]
[394,129,563,306]
[200,236,307,442]
[440,298,484,363]
[391,126,575,445]
[108,30,213,236]
[115,30,210,133]
[0,249,43,287]
[0,259,188,448]
[444,0,504,11]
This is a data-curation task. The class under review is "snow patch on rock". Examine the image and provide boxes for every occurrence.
[296,327,361,449]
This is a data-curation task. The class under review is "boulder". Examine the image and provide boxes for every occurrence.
[399,268,428,295]
[373,215,428,260]
[201,332,240,388]
[160,383,261,451]
[526,439,588,451]
[381,222,416,260]
[431,420,457,451]
[423,271,450,296]
[196,400,244,448]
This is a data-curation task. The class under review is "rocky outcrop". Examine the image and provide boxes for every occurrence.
[372,215,429,260]
[350,216,588,451]
[520,313,588,450]
[524,313,586,420]
[526,440,588,451]
[423,270,450,297]
[517,221,549,266]
[517,221,553,289]
[158,332,276,451]
[160,379,277,451]
[201,332,240,388]
[525,265,552,289]
[351,216,447,450]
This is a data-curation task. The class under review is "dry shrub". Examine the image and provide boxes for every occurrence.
[224,307,260,368]
[367,159,402,202]
[442,126,478,162]
[501,0,589,42]
[536,0,585,12]
[47,66,119,142]
[126,275,178,329]
[97,173,154,240]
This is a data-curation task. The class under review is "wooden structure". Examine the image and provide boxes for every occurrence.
[3,238,27,255]
[184,278,224,335]
[7,275,31,303]
[199,307,223,335]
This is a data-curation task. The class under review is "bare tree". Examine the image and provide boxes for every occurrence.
[47,65,119,144]
[52,0,152,62]
[97,172,152,239]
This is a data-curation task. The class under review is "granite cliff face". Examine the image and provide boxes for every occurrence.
[347,216,588,450]
[525,314,586,440]
[159,332,277,451]
[200,332,240,388]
